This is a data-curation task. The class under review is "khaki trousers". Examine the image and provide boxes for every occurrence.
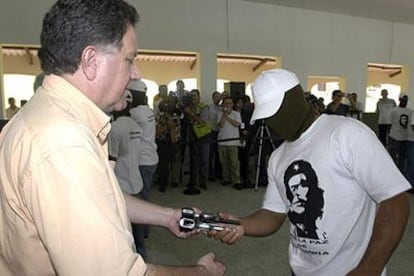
[218,145,240,184]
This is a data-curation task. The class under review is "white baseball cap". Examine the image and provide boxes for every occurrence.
[250,69,300,125]
[127,79,147,93]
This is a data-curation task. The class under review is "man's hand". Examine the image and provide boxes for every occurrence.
[167,207,200,239]
[207,212,245,245]
[183,106,192,114]
[146,252,225,275]
[196,252,226,276]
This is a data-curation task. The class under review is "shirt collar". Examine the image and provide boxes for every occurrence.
[42,75,111,144]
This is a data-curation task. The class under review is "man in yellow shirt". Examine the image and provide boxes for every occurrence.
[0,0,225,275]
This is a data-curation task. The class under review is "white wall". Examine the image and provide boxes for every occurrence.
[0,0,55,44]
[227,1,393,92]
[2,0,414,105]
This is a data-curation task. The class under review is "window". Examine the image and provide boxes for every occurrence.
[141,79,158,109]
[216,79,229,92]
[365,84,400,112]
[245,83,253,100]
[310,81,340,106]
[3,74,36,108]
[167,78,197,94]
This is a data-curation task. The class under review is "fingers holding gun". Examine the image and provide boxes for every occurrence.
[178,207,245,245]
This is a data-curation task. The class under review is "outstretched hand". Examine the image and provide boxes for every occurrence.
[207,212,245,245]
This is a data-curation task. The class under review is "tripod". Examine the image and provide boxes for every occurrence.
[251,120,276,190]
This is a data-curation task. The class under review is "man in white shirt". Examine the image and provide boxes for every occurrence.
[129,80,159,239]
[389,95,410,172]
[109,93,147,259]
[212,69,410,276]
[217,97,242,188]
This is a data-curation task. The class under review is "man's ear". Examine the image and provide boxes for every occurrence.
[81,46,98,81]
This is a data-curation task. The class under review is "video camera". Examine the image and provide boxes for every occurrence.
[179,207,240,232]
[180,93,194,109]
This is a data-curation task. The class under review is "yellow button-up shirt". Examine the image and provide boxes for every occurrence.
[0,75,146,275]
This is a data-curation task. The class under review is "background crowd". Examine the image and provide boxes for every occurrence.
[147,81,414,199]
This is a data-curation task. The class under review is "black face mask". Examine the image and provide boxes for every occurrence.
[264,85,317,142]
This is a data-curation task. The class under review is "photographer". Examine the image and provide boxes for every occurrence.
[183,89,211,195]
[175,80,191,109]
[306,93,325,115]
[347,92,362,119]
[156,98,182,192]
[172,87,194,188]
[153,84,168,116]
[324,89,349,116]
[166,93,185,188]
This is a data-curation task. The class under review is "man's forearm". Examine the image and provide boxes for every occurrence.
[227,117,240,127]
[145,264,206,276]
[241,209,286,237]
[352,193,410,274]
[218,115,226,128]
[123,193,174,227]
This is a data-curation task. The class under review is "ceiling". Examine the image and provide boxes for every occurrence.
[2,46,401,76]
[4,1,411,73]
[244,0,414,25]
[1,46,278,72]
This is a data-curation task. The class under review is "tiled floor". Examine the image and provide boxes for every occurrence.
[146,179,414,275]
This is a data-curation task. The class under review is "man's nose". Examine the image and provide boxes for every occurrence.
[131,65,142,79]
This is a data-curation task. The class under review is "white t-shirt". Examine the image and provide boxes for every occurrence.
[377,98,396,124]
[389,106,411,141]
[263,114,410,276]
[130,105,159,166]
[217,110,242,147]
[108,116,143,194]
